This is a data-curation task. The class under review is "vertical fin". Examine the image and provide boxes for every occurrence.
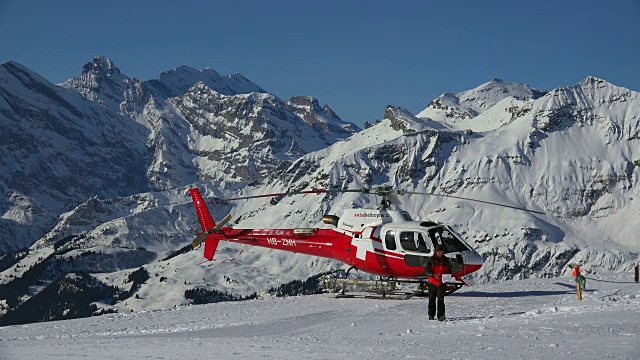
[190,188,215,232]
[204,238,220,261]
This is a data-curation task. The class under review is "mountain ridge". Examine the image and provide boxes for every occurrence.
[417,78,548,131]
[1,57,638,323]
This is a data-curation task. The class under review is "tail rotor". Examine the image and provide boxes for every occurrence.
[191,213,232,249]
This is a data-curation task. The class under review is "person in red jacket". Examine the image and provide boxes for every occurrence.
[424,244,451,321]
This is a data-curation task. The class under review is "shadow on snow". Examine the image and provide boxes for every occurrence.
[451,289,572,298]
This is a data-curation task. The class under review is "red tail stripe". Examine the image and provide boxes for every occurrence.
[190,188,216,232]
[204,238,219,260]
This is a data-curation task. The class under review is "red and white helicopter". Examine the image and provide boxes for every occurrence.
[189,186,543,296]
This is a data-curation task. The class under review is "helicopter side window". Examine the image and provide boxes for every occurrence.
[399,231,429,253]
[399,232,415,251]
[417,233,429,253]
[384,230,397,250]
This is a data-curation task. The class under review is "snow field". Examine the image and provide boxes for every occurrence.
[1,274,638,359]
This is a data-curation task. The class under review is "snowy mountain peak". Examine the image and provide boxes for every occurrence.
[579,75,608,86]
[60,56,133,111]
[384,105,448,132]
[289,96,343,121]
[82,55,122,76]
[228,72,253,82]
[417,78,547,129]
[322,104,341,120]
[286,96,360,135]
[290,96,322,111]
[570,76,629,95]
[474,78,546,100]
[548,76,630,99]
[532,76,640,141]
[153,65,266,98]
[163,65,221,81]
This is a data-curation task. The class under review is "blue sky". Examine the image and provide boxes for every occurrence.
[1,0,638,127]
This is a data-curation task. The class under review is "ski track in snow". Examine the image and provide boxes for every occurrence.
[1,275,638,359]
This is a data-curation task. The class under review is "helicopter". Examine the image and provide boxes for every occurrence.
[188,185,544,296]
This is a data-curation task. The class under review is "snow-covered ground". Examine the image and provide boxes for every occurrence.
[1,274,638,359]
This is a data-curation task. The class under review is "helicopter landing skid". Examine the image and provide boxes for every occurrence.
[323,278,398,294]
[413,282,465,296]
[335,291,414,300]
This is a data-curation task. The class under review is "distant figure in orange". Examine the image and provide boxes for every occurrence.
[573,265,586,293]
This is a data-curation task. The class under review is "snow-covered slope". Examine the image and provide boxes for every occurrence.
[245,78,640,283]
[0,55,360,254]
[2,275,638,360]
[0,60,150,253]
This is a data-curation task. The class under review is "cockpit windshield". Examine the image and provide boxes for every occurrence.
[427,226,469,253]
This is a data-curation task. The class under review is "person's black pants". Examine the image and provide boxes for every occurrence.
[428,283,445,318]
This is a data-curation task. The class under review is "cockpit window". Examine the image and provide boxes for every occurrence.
[384,230,397,250]
[428,227,469,253]
[399,231,430,253]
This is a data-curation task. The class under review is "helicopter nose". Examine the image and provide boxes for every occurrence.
[464,251,483,266]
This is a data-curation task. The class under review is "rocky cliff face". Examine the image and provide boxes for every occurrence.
[59,56,359,191]
[287,96,359,135]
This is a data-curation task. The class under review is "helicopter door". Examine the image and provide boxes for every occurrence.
[428,227,466,273]
[398,230,431,267]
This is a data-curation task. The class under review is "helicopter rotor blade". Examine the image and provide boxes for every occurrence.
[213,213,233,230]
[215,189,327,202]
[404,191,545,215]
[214,185,425,203]
[211,185,543,214]
[214,189,362,202]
